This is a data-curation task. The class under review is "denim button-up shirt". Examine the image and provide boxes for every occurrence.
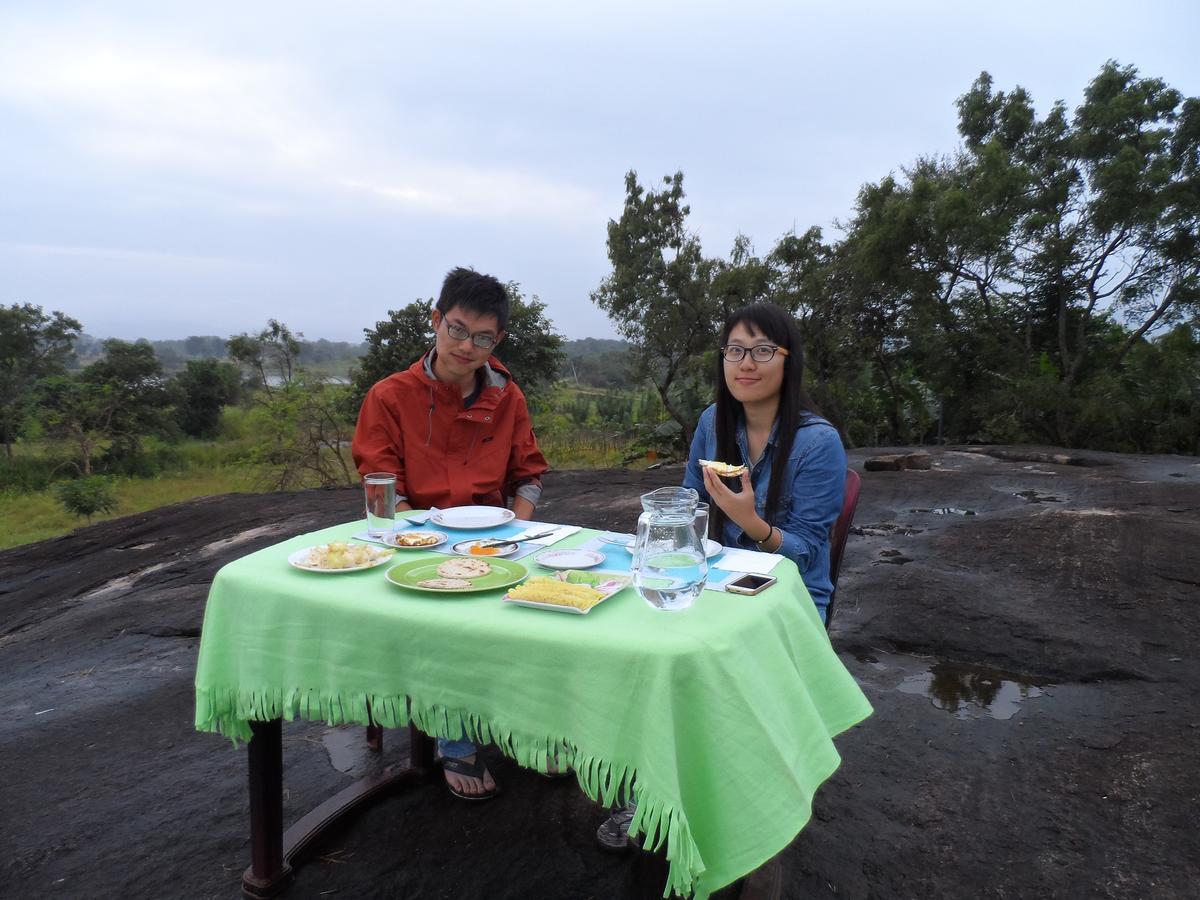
[683,404,847,620]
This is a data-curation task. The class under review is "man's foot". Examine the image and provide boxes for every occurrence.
[595,803,639,852]
[440,753,498,800]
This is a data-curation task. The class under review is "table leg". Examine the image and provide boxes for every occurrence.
[242,719,292,899]
[240,721,437,898]
[365,698,383,752]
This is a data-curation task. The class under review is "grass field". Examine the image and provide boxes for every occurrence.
[0,468,262,551]
[1,388,649,550]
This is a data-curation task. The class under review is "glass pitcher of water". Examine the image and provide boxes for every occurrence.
[632,486,708,610]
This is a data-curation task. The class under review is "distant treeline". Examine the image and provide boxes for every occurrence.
[67,331,635,388]
[69,334,371,372]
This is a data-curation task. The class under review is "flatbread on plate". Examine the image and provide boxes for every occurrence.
[392,531,441,547]
[437,557,493,578]
[417,577,472,589]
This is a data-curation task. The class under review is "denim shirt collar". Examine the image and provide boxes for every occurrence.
[734,416,781,472]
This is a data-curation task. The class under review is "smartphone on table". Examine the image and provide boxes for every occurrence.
[724,574,777,595]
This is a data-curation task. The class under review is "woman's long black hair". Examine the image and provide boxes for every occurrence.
[711,303,820,541]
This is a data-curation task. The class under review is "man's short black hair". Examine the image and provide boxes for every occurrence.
[436,267,509,332]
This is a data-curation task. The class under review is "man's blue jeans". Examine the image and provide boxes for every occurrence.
[437,734,476,760]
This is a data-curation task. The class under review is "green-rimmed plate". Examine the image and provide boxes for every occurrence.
[384,557,529,594]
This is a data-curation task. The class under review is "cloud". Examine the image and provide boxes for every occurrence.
[0,16,603,224]
[0,241,251,271]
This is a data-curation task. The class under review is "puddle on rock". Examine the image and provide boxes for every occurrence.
[1013,490,1064,503]
[853,522,924,536]
[910,507,976,516]
[322,726,380,776]
[857,652,1046,720]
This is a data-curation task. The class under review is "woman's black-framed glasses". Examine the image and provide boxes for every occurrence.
[720,344,789,363]
[443,319,499,350]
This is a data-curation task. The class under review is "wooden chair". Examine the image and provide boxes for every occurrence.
[824,468,861,630]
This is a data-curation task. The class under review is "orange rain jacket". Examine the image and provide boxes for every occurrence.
[351,353,547,510]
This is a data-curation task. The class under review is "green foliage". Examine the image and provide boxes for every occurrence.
[0,303,82,457]
[592,171,722,446]
[558,338,634,389]
[589,64,1199,454]
[0,452,74,493]
[492,285,567,407]
[86,340,175,457]
[244,373,357,490]
[54,476,117,523]
[228,320,302,393]
[351,297,435,411]
[173,358,242,438]
[39,339,175,475]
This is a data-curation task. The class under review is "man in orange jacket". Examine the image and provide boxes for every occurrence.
[352,266,548,800]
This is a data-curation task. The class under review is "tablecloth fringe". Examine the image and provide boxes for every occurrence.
[194,686,706,899]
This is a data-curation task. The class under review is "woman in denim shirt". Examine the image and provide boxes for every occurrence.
[683,302,846,624]
[596,303,847,851]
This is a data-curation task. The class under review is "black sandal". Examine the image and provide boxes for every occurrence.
[595,804,640,852]
[440,755,499,801]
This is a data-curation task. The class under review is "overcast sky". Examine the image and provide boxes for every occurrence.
[2,1,1197,343]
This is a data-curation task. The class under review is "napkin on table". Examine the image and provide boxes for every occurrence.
[711,548,783,575]
[512,524,580,545]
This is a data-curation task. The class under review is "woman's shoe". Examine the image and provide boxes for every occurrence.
[595,803,638,852]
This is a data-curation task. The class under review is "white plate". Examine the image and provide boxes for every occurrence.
[704,539,723,559]
[431,506,517,530]
[504,571,631,615]
[451,538,520,558]
[534,548,606,570]
[288,544,395,573]
[381,530,449,550]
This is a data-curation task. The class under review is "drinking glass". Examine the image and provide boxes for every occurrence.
[363,473,397,537]
[693,502,710,552]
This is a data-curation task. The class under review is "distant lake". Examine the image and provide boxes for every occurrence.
[264,374,350,386]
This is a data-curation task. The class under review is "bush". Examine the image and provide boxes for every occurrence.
[55,476,117,523]
[0,453,72,493]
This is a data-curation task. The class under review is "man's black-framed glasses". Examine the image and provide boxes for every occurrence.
[443,319,499,350]
[720,344,789,363]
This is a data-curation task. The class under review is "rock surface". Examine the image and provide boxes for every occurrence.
[1,446,1198,899]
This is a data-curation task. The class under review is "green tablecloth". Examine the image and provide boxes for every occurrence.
[195,520,872,898]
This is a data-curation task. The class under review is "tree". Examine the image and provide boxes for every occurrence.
[841,61,1200,445]
[592,171,721,446]
[173,359,242,438]
[958,63,1198,441]
[227,320,302,395]
[351,298,436,412]
[39,376,117,476]
[0,304,82,458]
[230,319,358,489]
[493,283,566,407]
[767,227,859,431]
[40,340,173,474]
[55,476,117,523]
[247,372,357,490]
[84,340,174,461]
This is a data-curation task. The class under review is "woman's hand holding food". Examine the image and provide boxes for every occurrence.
[702,466,772,544]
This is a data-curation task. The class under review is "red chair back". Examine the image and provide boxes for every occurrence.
[825,468,861,629]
